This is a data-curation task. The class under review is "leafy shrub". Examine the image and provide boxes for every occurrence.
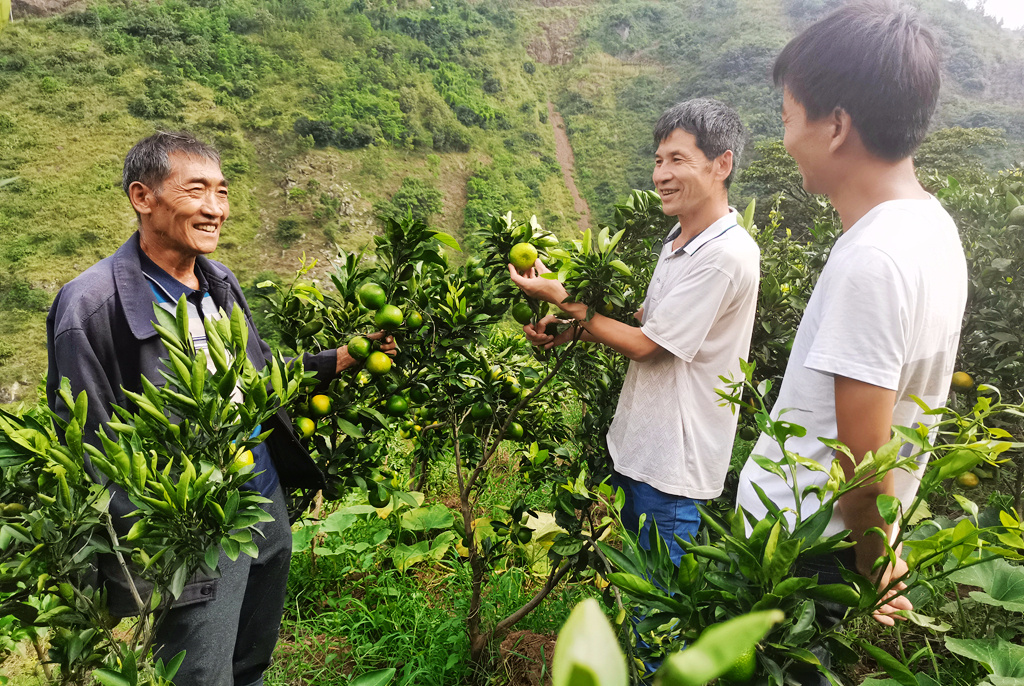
[276,215,306,244]
[0,339,14,367]
[0,279,51,312]
[374,177,444,223]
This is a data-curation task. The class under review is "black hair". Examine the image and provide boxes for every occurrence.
[122,131,221,196]
[773,0,940,160]
[653,98,746,188]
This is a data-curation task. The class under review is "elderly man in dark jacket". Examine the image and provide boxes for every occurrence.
[46,131,391,686]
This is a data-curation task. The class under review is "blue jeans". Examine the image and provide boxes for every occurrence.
[609,471,702,566]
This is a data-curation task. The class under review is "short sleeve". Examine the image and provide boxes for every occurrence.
[803,247,907,390]
[641,265,734,362]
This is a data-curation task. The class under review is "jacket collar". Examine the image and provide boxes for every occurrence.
[113,232,233,341]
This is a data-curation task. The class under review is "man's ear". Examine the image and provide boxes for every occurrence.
[127,181,155,217]
[828,107,853,154]
[715,149,734,186]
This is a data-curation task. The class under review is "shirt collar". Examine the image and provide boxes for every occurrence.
[663,209,740,256]
[137,242,209,303]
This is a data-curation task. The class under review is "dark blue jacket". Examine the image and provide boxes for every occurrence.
[46,232,329,613]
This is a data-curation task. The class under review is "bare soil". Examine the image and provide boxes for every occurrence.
[546,102,591,231]
[499,630,556,686]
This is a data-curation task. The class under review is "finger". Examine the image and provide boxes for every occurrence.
[366,331,385,340]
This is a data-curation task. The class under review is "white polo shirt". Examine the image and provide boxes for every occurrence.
[736,197,967,536]
[607,211,761,499]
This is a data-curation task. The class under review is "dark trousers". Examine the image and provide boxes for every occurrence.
[791,546,858,686]
[154,484,293,686]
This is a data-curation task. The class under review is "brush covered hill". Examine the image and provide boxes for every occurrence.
[1,0,1022,404]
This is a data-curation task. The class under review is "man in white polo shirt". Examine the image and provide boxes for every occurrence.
[508,98,760,563]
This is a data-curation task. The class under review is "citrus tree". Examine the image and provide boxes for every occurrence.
[0,302,304,685]
[599,362,1024,685]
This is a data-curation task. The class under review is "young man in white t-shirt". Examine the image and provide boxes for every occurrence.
[509,99,761,564]
[736,0,968,634]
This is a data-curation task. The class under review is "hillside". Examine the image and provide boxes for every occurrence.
[1,0,1023,404]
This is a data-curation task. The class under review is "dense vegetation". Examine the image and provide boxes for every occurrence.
[1,2,1023,685]
[1,0,1023,405]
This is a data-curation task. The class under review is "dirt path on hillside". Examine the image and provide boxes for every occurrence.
[547,101,591,231]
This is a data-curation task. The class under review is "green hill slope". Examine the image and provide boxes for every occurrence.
[1,0,1022,404]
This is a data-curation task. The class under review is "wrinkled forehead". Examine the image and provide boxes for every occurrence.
[164,151,227,186]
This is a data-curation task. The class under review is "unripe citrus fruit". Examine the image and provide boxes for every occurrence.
[406,311,424,330]
[511,302,533,326]
[739,425,759,442]
[341,406,360,424]
[231,449,254,472]
[310,394,332,417]
[357,282,387,310]
[409,385,429,404]
[1008,204,1024,225]
[347,335,372,361]
[295,417,315,438]
[365,351,393,375]
[957,471,980,489]
[374,304,404,331]
[385,395,409,416]
[722,645,756,683]
[509,242,539,272]
[507,422,524,440]
[470,402,493,420]
[951,371,974,393]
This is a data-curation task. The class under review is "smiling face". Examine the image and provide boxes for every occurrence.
[653,128,729,222]
[133,152,229,263]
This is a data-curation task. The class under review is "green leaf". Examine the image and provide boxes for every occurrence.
[949,558,1024,613]
[431,231,462,252]
[400,504,454,532]
[876,494,901,525]
[92,669,131,686]
[856,640,918,686]
[657,610,784,686]
[350,668,397,686]
[945,637,1024,678]
[552,598,627,686]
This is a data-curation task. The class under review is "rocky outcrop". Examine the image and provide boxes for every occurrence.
[12,0,83,18]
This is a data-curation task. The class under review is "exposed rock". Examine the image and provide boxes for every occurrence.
[12,0,83,18]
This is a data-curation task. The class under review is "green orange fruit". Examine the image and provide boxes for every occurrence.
[365,351,393,375]
[951,371,974,393]
[470,402,493,421]
[406,311,424,330]
[509,242,539,272]
[506,422,524,440]
[511,302,533,326]
[721,645,757,684]
[374,304,404,331]
[347,335,372,361]
[385,395,409,417]
[739,425,759,442]
[230,449,254,472]
[357,282,387,310]
[1008,204,1024,225]
[295,417,316,439]
[957,471,980,489]
[310,394,332,417]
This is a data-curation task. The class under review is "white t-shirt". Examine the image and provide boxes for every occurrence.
[607,211,761,499]
[736,197,967,536]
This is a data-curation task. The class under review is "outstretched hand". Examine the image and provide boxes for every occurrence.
[507,259,570,306]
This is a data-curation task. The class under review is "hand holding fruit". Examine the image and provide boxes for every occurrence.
[506,257,572,310]
[336,330,397,373]
[522,315,574,350]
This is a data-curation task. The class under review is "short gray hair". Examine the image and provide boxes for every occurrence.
[653,99,746,188]
[122,131,221,196]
